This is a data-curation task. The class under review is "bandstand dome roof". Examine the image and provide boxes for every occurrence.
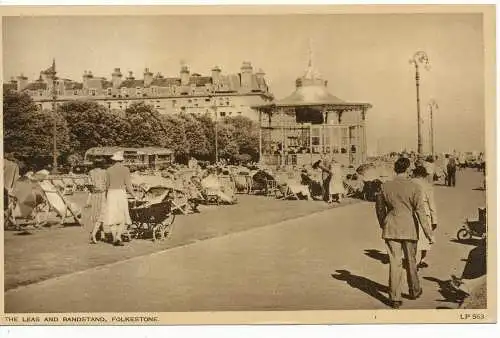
[272,55,371,109]
[276,84,346,107]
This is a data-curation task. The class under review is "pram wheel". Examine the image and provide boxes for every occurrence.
[457,228,472,241]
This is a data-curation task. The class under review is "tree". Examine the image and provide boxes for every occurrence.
[178,113,211,160]
[223,115,260,162]
[59,100,131,156]
[193,113,216,160]
[3,91,70,170]
[123,101,169,148]
[216,123,239,162]
[160,114,189,163]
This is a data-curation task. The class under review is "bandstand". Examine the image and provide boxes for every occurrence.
[254,60,372,168]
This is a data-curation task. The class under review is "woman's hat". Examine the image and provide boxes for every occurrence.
[111,151,124,161]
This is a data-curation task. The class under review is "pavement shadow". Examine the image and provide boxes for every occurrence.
[364,249,389,264]
[423,276,466,305]
[331,269,391,307]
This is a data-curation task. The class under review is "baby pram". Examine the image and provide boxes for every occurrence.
[128,185,176,241]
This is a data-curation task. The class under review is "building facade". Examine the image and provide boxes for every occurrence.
[5,60,274,120]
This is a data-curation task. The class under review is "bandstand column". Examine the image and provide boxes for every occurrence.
[258,109,262,163]
[309,123,313,163]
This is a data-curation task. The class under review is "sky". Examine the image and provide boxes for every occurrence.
[2,13,486,154]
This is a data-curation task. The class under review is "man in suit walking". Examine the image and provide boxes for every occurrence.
[375,157,434,308]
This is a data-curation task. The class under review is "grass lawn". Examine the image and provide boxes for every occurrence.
[4,192,360,290]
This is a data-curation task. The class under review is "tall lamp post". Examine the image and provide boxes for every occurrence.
[209,90,219,164]
[48,59,58,173]
[409,51,430,155]
[428,99,438,156]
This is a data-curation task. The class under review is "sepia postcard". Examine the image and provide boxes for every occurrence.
[0,4,497,326]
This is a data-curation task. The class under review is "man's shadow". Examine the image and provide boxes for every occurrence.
[331,269,392,307]
[364,249,389,264]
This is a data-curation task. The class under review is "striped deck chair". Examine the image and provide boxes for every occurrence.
[170,188,190,215]
[61,177,77,195]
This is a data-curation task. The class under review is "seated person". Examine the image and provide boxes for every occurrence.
[451,237,486,297]
[201,167,236,204]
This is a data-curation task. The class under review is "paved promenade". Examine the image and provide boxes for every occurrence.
[5,169,486,312]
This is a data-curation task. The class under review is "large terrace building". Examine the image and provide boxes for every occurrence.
[4,60,274,120]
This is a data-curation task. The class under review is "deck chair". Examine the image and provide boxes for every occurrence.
[73,176,90,192]
[241,175,252,194]
[170,189,190,215]
[279,184,300,200]
[50,178,74,196]
[61,177,77,195]
[38,180,83,226]
[264,179,280,198]
[204,187,220,205]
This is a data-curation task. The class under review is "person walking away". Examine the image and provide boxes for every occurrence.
[89,158,108,244]
[447,155,457,187]
[411,165,438,269]
[375,157,434,308]
[103,151,138,246]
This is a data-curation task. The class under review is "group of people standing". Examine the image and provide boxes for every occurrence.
[313,155,345,204]
[375,156,438,309]
[88,151,139,246]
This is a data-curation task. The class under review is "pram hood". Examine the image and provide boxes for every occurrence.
[131,175,183,192]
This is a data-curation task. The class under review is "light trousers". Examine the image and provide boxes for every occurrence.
[385,239,420,301]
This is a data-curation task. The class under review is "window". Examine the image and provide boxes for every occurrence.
[107,102,111,109]
[39,90,43,96]
[188,99,192,103]
[90,89,96,96]
[220,111,226,117]
[136,87,142,96]
[237,111,242,115]
[73,90,78,95]
[205,98,210,102]
[107,88,112,95]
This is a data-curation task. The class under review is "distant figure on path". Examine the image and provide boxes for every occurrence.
[446,155,457,187]
[315,156,333,203]
[375,157,434,309]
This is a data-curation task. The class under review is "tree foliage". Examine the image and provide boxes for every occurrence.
[3,92,261,169]
[59,100,130,156]
[3,91,70,169]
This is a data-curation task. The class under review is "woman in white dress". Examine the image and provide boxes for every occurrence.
[412,165,438,269]
[329,160,346,203]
